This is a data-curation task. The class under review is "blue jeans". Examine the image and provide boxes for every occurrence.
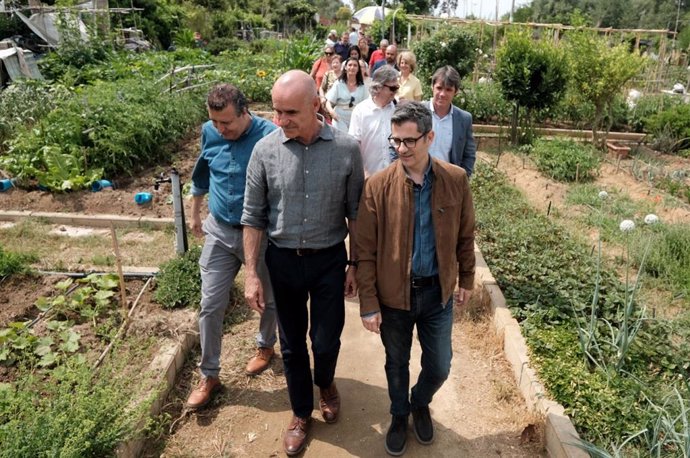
[380,283,453,416]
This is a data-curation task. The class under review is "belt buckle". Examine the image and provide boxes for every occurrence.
[411,277,420,288]
[296,248,304,256]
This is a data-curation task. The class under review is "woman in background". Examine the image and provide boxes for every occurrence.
[310,45,335,90]
[348,45,370,78]
[319,54,343,123]
[325,58,368,131]
[397,50,423,101]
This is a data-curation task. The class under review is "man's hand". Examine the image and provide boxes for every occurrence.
[190,214,204,238]
[361,312,381,334]
[344,266,358,298]
[454,288,472,306]
[244,272,265,314]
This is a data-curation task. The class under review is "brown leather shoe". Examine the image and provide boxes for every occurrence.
[284,415,311,456]
[319,382,340,424]
[245,347,274,376]
[185,376,221,409]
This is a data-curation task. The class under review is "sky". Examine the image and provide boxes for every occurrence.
[454,0,532,20]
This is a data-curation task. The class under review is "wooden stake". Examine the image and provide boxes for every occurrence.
[110,225,128,315]
[547,201,552,216]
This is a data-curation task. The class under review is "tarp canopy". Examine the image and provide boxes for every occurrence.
[15,10,89,48]
[0,47,43,82]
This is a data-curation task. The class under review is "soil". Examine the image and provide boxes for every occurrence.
[4,127,689,456]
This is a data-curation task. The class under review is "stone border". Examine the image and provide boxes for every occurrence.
[116,314,199,458]
[474,246,587,458]
[0,210,173,229]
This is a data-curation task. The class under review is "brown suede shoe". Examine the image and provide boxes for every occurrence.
[319,382,340,424]
[185,376,221,409]
[245,347,274,376]
[284,415,311,456]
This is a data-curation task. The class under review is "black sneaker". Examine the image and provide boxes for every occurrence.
[385,414,408,456]
[411,406,434,444]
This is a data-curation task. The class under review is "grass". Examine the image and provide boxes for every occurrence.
[0,219,177,271]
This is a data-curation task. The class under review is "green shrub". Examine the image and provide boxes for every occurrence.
[206,36,245,55]
[627,93,683,133]
[645,103,690,153]
[0,247,37,278]
[531,138,601,182]
[459,80,511,123]
[281,35,321,73]
[0,352,149,456]
[412,25,478,87]
[1,78,207,190]
[154,245,202,309]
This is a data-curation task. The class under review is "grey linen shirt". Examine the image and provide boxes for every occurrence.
[242,119,364,249]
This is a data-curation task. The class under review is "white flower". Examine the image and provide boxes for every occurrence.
[440,42,447,48]
[644,214,659,225]
[598,191,609,200]
[619,220,635,232]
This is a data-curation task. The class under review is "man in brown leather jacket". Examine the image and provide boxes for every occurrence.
[355,101,475,456]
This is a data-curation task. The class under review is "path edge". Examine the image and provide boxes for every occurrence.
[474,245,588,458]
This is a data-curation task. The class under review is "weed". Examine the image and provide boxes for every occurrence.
[154,245,202,309]
[531,138,601,182]
[0,246,37,278]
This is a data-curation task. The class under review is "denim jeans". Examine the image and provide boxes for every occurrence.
[265,241,347,418]
[380,283,453,416]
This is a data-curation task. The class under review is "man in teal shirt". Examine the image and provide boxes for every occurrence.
[186,84,278,409]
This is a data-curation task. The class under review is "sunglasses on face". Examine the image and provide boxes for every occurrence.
[325,52,334,56]
[384,84,399,92]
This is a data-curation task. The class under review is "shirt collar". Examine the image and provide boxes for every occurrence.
[430,100,453,120]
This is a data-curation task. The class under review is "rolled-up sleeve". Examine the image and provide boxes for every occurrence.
[241,144,269,229]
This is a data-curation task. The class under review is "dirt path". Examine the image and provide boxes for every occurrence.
[152,299,545,457]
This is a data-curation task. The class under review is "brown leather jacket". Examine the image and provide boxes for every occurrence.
[355,157,476,315]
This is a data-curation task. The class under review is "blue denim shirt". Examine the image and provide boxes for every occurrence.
[411,159,439,277]
[191,116,276,225]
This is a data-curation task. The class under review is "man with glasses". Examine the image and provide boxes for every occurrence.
[425,65,477,178]
[348,65,399,177]
[355,101,476,456]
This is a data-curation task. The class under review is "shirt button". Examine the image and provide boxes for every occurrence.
[305,170,309,174]
[305,194,309,198]
[303,218,307,222]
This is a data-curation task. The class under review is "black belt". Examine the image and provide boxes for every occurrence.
[230,225,243,230]
[269,241,341,257]
[411,275,440,289]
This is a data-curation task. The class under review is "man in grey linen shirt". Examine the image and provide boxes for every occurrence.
[241,70,364,456]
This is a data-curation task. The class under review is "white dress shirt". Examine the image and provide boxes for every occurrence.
[429,102,453,163]
[349,97,396,177]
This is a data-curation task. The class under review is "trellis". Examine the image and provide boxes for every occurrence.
[406,14,687,93]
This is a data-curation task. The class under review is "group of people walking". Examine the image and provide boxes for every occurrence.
[185,36,477,456]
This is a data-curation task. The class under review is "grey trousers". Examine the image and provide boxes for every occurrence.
[198,214,277,378]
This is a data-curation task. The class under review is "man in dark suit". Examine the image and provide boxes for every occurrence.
[425,66,476,178]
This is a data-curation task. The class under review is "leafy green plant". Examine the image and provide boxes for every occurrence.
[412,25,478,87]
[495,29,569,144]
[0,319,81,368]
[564,30,646,146]
[0,247,37,278]
[459,79,512,124]
[627,93,683,133]
[645,103,690,154]
[154,245,202,309]
[531,138,601,182]
[281,35,321,73]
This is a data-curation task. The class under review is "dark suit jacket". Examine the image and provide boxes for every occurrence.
[425,101,477,178]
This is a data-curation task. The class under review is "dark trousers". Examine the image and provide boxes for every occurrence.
[265,241,347,418]
[380,283,453,416]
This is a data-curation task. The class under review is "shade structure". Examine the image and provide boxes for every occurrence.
[352,6,390,25]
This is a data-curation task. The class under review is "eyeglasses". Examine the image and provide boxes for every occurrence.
[384,84,399,92]
[349,96,355,108]
[325,52,334,56]
[388,131,428,149]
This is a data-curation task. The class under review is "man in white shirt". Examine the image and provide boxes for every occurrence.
[349,65,400,177]
[426,66,476,177]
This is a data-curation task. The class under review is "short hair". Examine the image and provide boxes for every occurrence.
[369,65,398,97]
[324,45,334,53]
[397,51,417,72]
[339,58,364,86]
[207,83,247,115]
[391,101,433,135]
[380,39,389,48]
[431,65,461,91]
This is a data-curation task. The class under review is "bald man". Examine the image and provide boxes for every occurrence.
[242,70,364,456]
